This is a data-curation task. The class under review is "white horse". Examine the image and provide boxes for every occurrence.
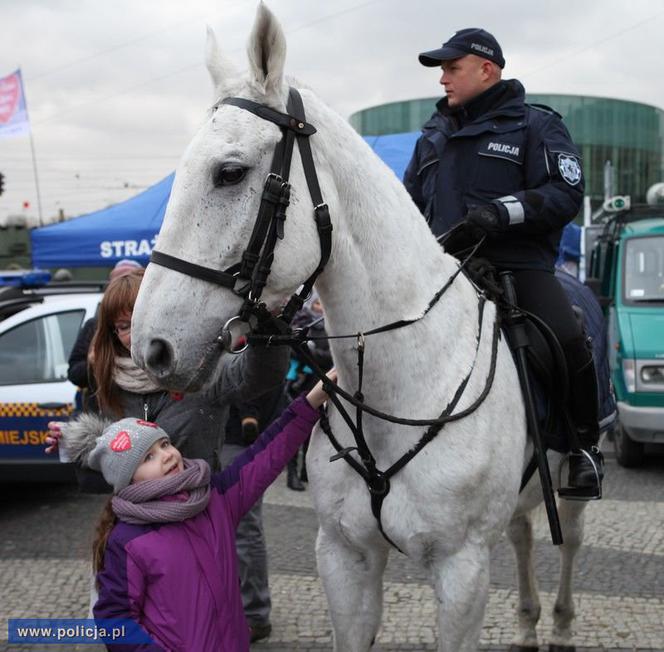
[131,5,587,651]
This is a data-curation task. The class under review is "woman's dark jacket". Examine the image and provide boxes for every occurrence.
[67,329,288,491]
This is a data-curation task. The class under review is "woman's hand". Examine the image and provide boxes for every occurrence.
[45,421,65,455]
[305,369,337,409]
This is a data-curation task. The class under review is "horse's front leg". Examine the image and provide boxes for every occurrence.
[549,499,586,652]
[316,525,389,652]
[507,510,541,651]
[431,542,491,652]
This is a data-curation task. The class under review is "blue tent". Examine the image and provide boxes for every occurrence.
[364,132,419,181]
[31,173,175,268]
[30,133,584,269]
[30,135,422,268]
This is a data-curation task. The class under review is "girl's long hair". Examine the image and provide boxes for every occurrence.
[92,497,117,576]
[91,270,144,416]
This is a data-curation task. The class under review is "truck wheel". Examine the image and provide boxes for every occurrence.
[613,423,644,467]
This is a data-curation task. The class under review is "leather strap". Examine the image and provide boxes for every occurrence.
[220,97,317,135]
[150,250,237,289]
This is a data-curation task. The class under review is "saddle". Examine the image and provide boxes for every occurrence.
[442,224,615,454]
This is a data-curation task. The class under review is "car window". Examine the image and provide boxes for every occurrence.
[623,236,664,302]
[57,311,85,358]
[0,309,85,385]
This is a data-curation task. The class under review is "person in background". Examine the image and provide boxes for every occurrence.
[68,259,145,415]
[67,261,144,492]
[286,292,332,490]
[556,222,582,278]
[47,374,334,652]
[219,384,288,643]
[53,268,74,282]
[58,268,289,490]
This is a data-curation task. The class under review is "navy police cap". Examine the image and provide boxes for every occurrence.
[419,28,505,69]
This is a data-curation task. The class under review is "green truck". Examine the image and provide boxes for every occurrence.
[587,206,664,466]
[0,223,31,270]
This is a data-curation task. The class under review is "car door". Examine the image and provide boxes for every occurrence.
[0,301,92,476]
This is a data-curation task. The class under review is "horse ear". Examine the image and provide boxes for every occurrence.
[205,25,238,98]
[247,2,287,102]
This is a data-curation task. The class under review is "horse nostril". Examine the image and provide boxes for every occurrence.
[146,339,174,377]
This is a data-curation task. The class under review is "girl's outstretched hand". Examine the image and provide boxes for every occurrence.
[305,369,337,409]
[45,421,65,455]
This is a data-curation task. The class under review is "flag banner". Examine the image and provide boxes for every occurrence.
[0,69,30,139]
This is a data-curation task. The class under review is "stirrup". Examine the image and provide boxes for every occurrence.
[557,448,602,501]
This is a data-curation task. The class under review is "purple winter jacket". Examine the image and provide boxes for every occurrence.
[93,396,319,651]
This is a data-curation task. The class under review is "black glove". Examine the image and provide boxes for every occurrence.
[440,222,481,257]
[246,304,289,346]
[465,204,507,236]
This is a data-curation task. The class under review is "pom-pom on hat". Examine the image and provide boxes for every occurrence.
[87,418,169,492]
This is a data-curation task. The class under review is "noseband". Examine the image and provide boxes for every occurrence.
[149,87,333,345]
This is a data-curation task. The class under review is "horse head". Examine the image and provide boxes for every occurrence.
[132,4,341,391]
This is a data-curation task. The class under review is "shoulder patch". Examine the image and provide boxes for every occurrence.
[557,153,582,186]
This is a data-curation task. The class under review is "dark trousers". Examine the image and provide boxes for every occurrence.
[509,269,599,448]
[219,444,271,626]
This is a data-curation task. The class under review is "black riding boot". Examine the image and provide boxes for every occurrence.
[287,456,305,491]
[561,337,605,499]
[559,337,604,500]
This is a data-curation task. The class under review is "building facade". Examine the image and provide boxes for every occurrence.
[349,94,664,205]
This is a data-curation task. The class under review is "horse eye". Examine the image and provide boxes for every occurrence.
[213,164,247,187]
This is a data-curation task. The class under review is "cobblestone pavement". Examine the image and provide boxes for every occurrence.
[1,443,663,652]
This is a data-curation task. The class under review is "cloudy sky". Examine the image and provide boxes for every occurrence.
[1,0,663,226]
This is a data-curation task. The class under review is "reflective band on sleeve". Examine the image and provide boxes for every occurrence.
[497,195,525,224]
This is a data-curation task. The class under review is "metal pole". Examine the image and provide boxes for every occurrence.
[28,130,43,226]
[18,69,43,226]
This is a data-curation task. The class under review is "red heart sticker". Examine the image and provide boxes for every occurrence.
[110,431,132,452]
[0,74,20,125]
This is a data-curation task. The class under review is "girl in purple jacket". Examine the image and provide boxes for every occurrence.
[50,375,334,651]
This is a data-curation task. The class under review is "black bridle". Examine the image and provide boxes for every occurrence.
[149,87,500,552]
[150,87,333,339]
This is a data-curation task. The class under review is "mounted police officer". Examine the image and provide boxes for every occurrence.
[404,28,603,498]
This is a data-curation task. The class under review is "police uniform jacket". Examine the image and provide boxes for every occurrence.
[403,79,584,271]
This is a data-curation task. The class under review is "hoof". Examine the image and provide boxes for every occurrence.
[509,646,538,652]
[549,645,575,652]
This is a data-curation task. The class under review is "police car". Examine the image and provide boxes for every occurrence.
[0,271,103,482]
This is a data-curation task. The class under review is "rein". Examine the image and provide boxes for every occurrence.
[148,86,500,552]
[291,296,500,552]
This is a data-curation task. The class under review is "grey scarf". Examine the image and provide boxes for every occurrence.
[113,355,162,394]
[111,458,211,524]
